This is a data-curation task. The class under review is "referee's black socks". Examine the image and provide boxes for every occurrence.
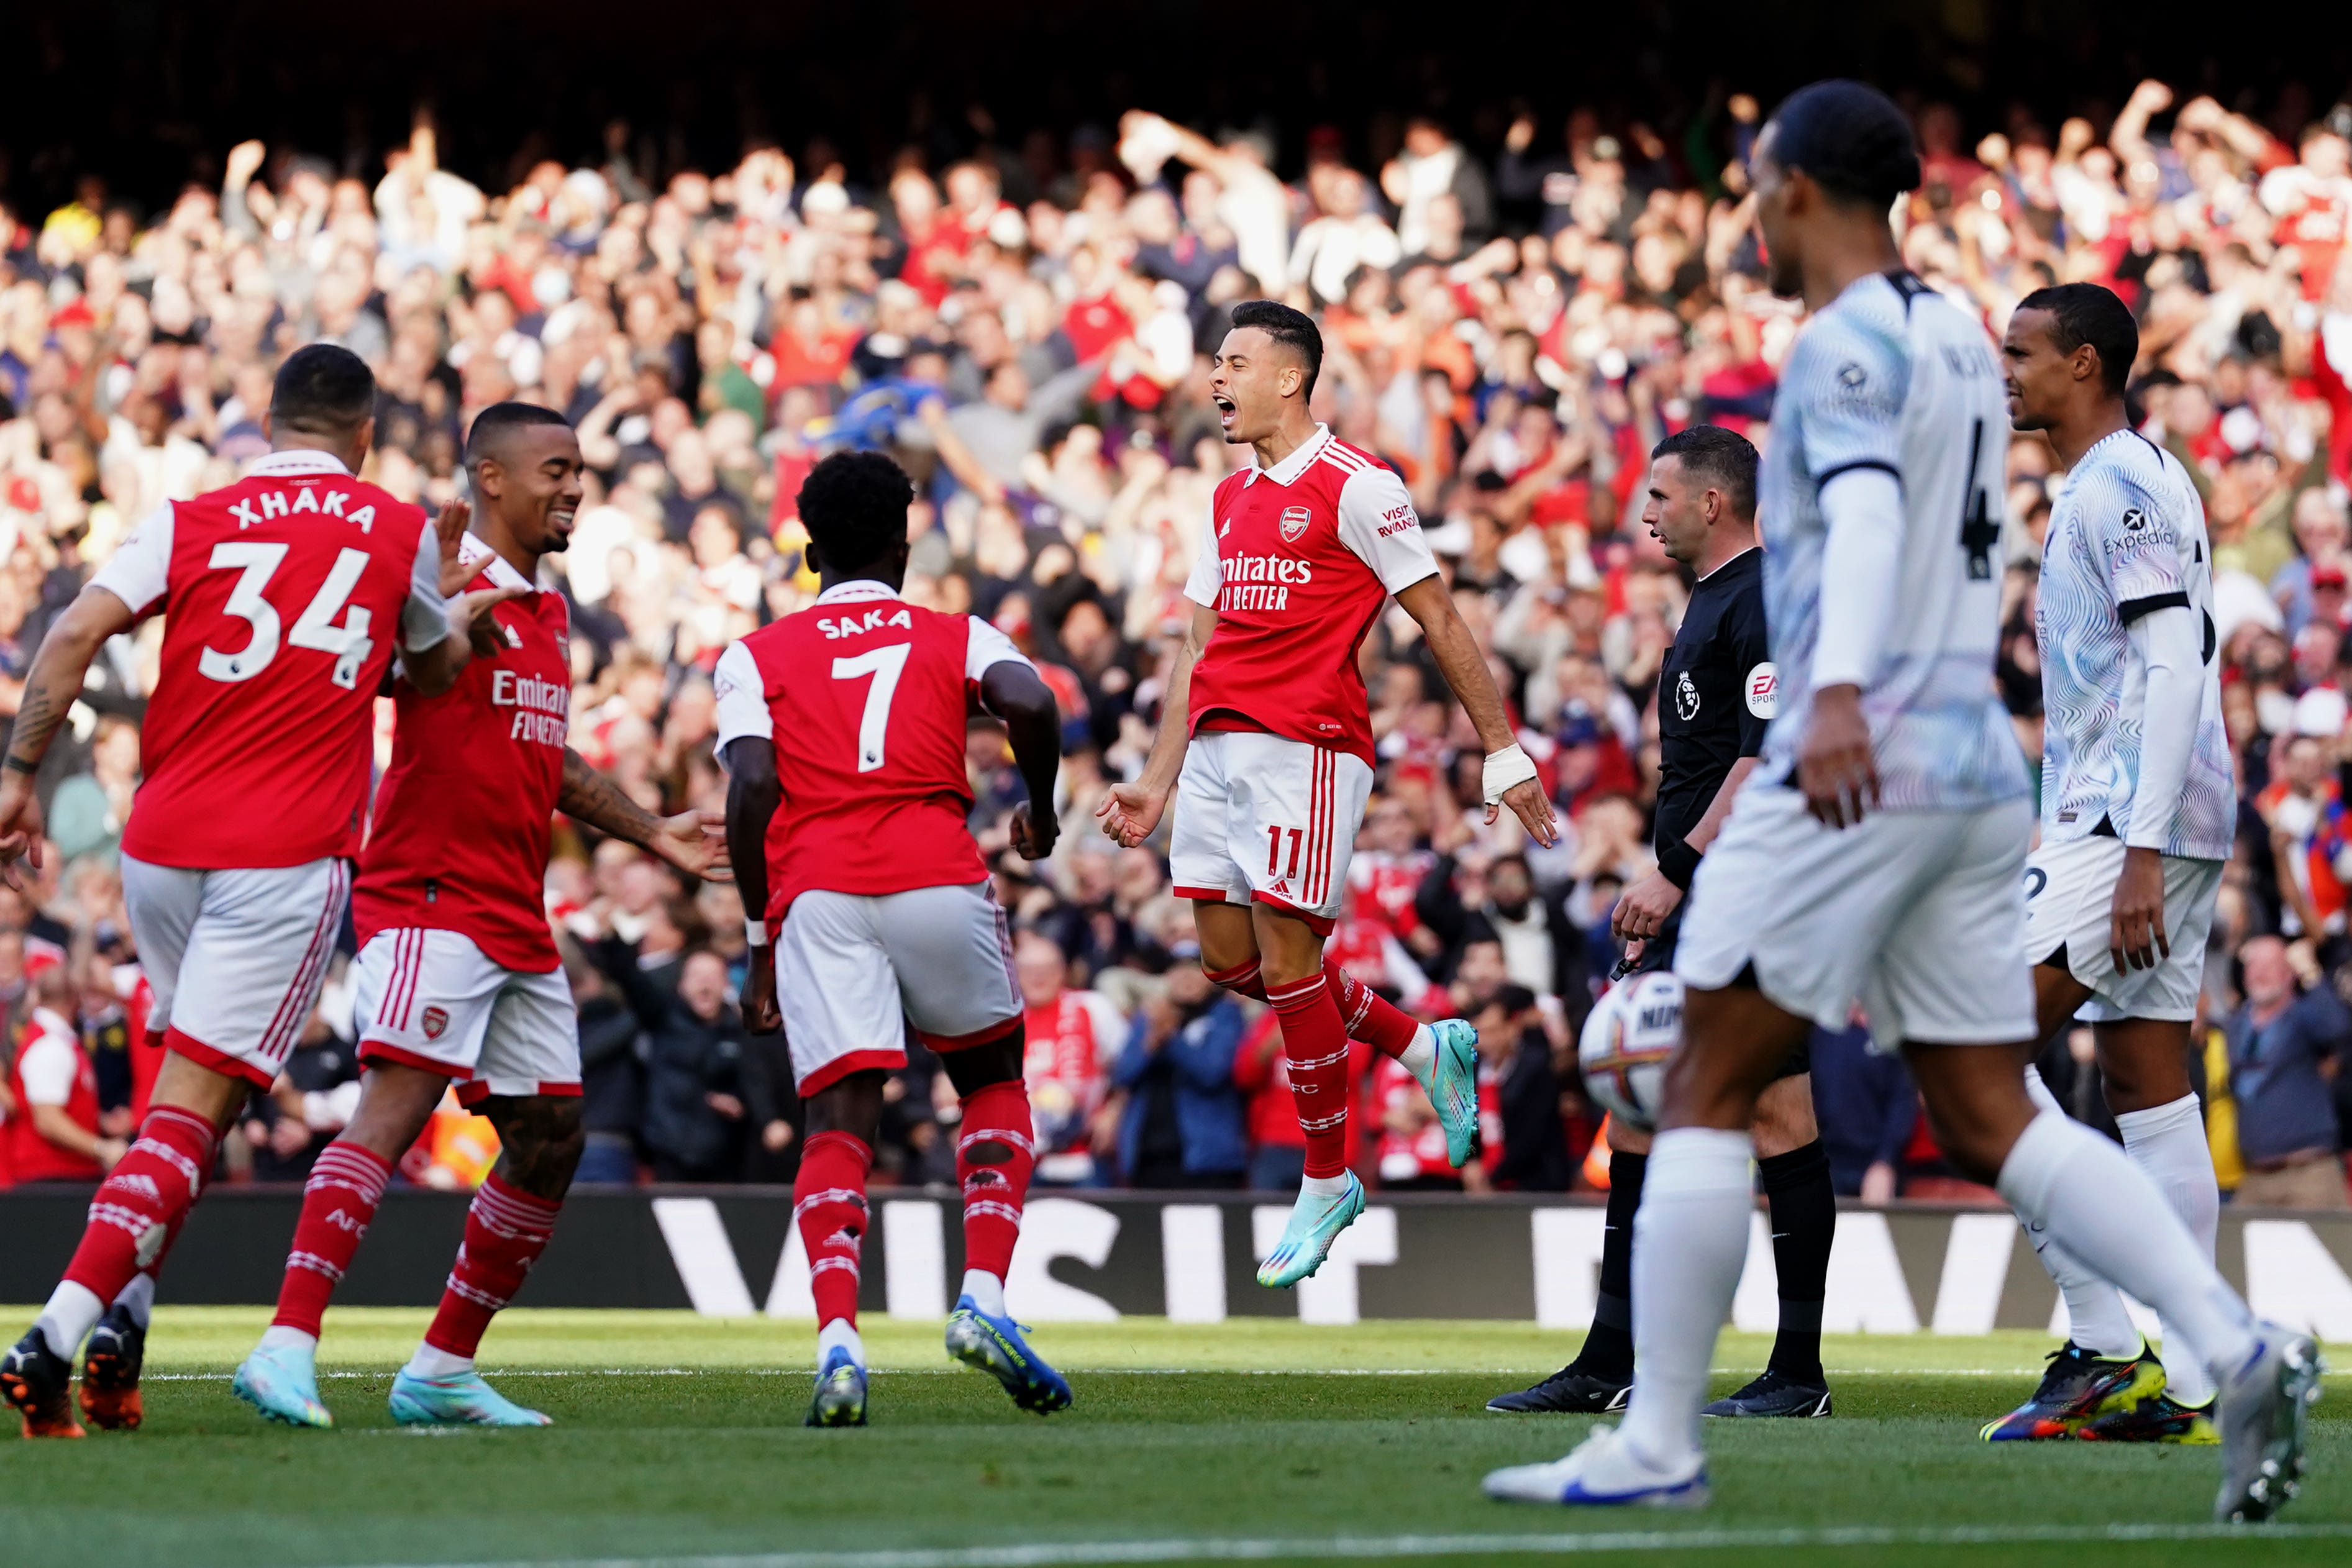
[1757,1139,1837,1387]
[1569,1147,1645,1383]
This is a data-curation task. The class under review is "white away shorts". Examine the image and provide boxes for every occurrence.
[1169,728,1374,934]
[777,879,1021,1095]
[2023,836,2222,1024]
[350,928,581,1106]
[122,853,350,1088]
[1674,786,2036,1051]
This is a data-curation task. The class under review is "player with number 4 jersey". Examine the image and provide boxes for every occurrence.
[0,345,520,1439]
[719,450,1072,1429]
[1487,81,2315,1525]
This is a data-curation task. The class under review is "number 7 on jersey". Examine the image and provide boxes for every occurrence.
[832,643,911,772]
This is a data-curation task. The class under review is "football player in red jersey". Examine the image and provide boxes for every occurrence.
[1098,301,1558,1289]
[0,345,520,1438]
[717,450,1067,1427]
[226,403,727,1430]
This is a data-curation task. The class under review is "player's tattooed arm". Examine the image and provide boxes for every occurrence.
[0,586,135,880]
[557,747,730,882]
[722,736,782,1033]
[1097,602,1214,849]
[979,661,1061,860]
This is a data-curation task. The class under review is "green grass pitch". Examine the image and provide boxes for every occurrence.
[4,1308,2348,1568]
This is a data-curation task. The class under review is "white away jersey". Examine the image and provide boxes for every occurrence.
[2035,429,2233,860]
[1756,272,2031,810]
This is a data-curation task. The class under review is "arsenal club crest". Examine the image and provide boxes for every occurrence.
[421,1005,450,1040]
[1280,505,1311,543]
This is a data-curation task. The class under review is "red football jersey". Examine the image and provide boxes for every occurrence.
[93,451,445,870]
[1182,426,1438,767]
[355,543,570,973]
[713,581,1033,920]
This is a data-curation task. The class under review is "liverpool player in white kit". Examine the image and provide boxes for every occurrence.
[0,345,519,1437]
[1981,284,2240,1444]
[226,403,727,1429]
[718,450,1069,1427]
[1484,82,2317,1523]
[1098,301,1556,1288]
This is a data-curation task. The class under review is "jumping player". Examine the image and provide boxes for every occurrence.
[1492,426,1839,1420]
[228,403,728,1430]
[1484,81,2316,1522]
[0,344,517,1438]
[718,450,1068,1428]
[1981,283,2236,1443]
[1098,300,1557,1288]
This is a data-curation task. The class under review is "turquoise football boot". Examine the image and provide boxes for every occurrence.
[1257,1170,1367,1288]
[1421,1019,1484,1168]
[232,1341,334,1429]
[387,1368,551,1427]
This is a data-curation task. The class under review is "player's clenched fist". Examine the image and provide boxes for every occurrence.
[1008,801,1057,860]
[0,770,43,889]
[1095,782,1167,849]
[742,943,782,1034]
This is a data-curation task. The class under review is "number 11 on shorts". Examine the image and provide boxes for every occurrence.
[1267,824,1302,878]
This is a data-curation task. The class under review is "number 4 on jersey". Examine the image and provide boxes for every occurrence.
[203,542,378,690]
[832,642,911,772]
[1958,418,2000,580]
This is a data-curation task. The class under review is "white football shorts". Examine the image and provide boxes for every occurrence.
[777,878,1020,1095]
[1168,727,1374,934]
[122,853,350,1089]
[2023,835,2222,1024]
[1674,785,2036,1051]
[351,928,581,1106]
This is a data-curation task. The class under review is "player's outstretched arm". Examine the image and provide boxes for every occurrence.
[1097,602,1214,849]
[557,747,730,883]
[1392,575,1559,848]
[979,662,1062,860]
[0,585,136,882]
[721,736,782,1034]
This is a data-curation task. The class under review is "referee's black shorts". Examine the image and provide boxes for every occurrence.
[1623,909,1810,1083]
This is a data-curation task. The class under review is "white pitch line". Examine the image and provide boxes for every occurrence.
[348,1523,2352,1568]
[138,1366,2102,1383]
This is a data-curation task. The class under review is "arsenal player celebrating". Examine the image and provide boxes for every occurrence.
[717,450,1066,1428]
[1098,301,1559,1289]
[0,345,517,1438]
[230,403,727,1429]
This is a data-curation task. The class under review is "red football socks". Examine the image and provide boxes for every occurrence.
[1324,960,1420,1059]
[1265,970,1352,1178]
[1205,955,1418,1060]
[271,1140,393,1339]
[421,1174,561,1360]
[62,1106,218,1304]
[956,1080,1035,1283]
[795,1130,873,1332]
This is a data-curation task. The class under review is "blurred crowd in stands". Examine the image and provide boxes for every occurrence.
[2,76,2352,1206]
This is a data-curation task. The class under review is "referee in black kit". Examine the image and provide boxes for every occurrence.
[1489,426,1841,1419]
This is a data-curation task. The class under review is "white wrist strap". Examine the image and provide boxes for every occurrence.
[1481,742,1539,805]
[744,920,770,948]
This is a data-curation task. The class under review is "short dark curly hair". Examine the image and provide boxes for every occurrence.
[1767,80,1921,211]
[2017,282,2138,395]
[798,450,916,572]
